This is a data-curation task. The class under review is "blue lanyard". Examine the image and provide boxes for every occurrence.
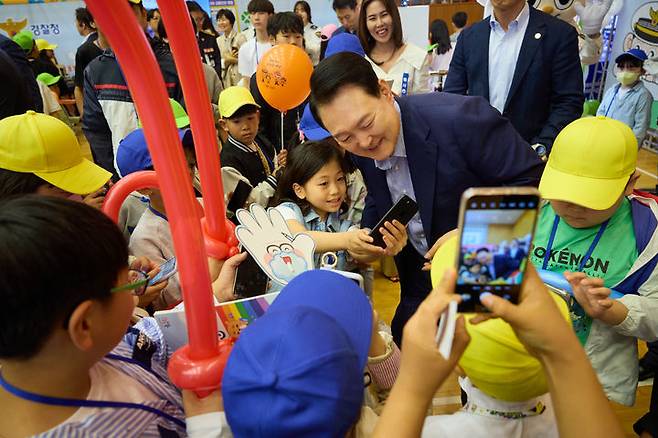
[0,359,186,428]
[604,86,620,118]
[541,215,609,272]
[148,204,168,222]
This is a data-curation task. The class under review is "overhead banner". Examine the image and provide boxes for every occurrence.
[0,0,85,79]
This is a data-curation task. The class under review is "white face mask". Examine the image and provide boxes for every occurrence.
[616,70,641,86]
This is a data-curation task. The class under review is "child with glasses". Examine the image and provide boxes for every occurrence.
[0,196,169,436]
[0,196,235,436]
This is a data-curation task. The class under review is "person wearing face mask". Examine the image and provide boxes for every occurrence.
[597,49,653,147]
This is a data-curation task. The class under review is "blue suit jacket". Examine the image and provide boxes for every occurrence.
[352,93,544,303]
[443,8,583,150]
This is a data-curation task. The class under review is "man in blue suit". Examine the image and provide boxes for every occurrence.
[443,0,583,156]
[310,53,544,345]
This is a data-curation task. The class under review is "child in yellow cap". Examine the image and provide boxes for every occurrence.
[218,86,287,217]
[423,303,569,437]
[0,111,110,209]
[530,116,658,406]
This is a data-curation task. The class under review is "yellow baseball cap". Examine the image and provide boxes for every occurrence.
[0,112,111,195]
[219,86,260,119]
[35,38,57,51]
[459,295,569,402]
[430,234,569,401]
[539,116,637,210]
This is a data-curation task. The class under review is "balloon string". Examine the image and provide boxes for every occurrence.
[281,111,285,151]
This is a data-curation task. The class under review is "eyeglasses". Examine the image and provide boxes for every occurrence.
[110,269,149,296]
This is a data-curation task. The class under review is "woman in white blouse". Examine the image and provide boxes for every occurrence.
[216,9,247,88]
[294,0,322,65]
[358,0,430,96]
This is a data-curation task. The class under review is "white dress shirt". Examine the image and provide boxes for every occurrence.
[488,3,530,114]
[374,103,428,255]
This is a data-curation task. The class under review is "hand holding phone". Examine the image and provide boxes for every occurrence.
[369,195,418,248]
[233,250,271,299]
[148,257,177,286]
[455,188,540,312]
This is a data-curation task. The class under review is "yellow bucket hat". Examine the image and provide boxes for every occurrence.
[0,112,111,195]
[431,234,569,402]
[539,116,637,210]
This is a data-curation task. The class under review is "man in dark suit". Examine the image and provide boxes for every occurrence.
[475,248,516,281]
[443,0,583,156]
[310,53,544,345]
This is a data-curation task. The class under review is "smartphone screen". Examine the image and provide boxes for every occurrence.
[456,193,540,312]
[233,251,271,299]
[148,257,177,286]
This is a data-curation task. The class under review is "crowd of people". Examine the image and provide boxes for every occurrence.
[0,0,657,436]
[458,238,529,285]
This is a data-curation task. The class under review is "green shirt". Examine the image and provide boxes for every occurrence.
[531,200,637,288]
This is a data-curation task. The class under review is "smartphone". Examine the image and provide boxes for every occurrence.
[227,180,253,224]
[369,195,419,248]
[233,250,271,299]
[148,257,177,286]
[455,187,541,312]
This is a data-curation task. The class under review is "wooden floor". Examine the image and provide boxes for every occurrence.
[371,148,658,437]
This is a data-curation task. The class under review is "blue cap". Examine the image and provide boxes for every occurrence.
[325,33,365,58]
[116,128,192,177]
[222,270,373,437]
[615,48,648,63]
[299,103,330,141]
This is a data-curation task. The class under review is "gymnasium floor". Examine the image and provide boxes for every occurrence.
[370,149,658,436]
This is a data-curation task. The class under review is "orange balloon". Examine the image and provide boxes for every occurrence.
[256,44,313,112]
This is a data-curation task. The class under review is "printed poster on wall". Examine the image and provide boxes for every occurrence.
[0,0,85,79]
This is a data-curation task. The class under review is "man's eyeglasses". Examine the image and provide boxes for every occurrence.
[110,269,149,296]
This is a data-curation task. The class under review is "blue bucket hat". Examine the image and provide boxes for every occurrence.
[325,33,365,58]
[222,270,373,437]
[116,128,193,177]
[299,103,330,141]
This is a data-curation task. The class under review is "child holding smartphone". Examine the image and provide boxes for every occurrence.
[272,140,407,269]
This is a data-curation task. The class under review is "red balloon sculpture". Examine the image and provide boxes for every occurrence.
[88,0,236,394]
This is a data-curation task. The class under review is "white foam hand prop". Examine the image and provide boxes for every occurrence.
[601,0,624,34]
[574,0,614,35]
[236,204,315,286]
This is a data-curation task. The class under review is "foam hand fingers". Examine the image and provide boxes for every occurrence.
[252,204,274,231]
[236,208,262,234]
[290,233,316,267]
[268,207,290,236]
